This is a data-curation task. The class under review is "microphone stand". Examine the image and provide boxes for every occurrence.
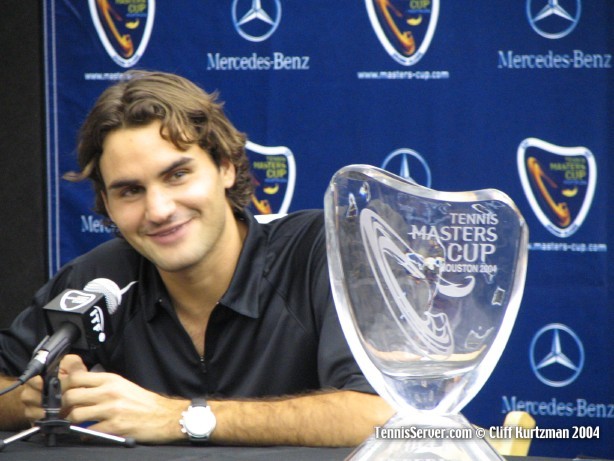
[0,360,135,450]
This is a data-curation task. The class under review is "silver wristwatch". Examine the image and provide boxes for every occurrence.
[179,398,216,442]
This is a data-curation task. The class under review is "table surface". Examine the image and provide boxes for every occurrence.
[3,431,352,461]
[0,431,596,461]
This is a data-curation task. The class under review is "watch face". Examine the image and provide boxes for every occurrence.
[185,405,216,438]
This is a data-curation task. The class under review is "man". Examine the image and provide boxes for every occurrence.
[0,71,393,446]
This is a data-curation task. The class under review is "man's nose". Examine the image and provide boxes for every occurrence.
[145,187,176,223]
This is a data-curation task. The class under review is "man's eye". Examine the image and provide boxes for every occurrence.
[170,170,189,181]
[121,186,142,197]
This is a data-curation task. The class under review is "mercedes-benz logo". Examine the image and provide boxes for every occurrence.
[381,148,432,188]
[529,323,584,387]
[232,0,282,42]
[526,0,581,39]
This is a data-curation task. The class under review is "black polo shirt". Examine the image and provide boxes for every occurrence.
[0,210,374,399]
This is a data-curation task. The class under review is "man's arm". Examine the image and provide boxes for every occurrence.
[209,390,393,446]
[0,375,28,430]
[47,355,393,446]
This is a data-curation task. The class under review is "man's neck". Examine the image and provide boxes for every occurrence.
[159,213,248,320]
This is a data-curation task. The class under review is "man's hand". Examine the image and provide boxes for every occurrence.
[21,354,188,443]
[20,354,87,423]
[60,358,187,443]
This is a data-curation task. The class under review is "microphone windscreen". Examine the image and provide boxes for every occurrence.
[84,278,122,314]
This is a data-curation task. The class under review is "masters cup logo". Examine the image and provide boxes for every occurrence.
[89,0,155,68]
[365,0,439,66]
[246,141,296,217]
[517,138,596,238]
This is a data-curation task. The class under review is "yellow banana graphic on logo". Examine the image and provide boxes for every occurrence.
[263,184,279,195]
[407,15,423,26]
[125,19,140,30]
[375,0,416,56]
[527,157,571,227]
[96,0,135,58]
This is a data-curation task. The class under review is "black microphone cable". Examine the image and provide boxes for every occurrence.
[0,380,21,397]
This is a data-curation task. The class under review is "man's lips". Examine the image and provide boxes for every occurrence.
[144,219,191,242]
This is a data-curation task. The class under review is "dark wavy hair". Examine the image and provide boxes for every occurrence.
[66,70,253,216]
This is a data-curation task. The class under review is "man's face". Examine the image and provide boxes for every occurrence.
[99,122,237,274]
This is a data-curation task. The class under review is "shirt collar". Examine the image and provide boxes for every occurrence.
[218,210,266,318]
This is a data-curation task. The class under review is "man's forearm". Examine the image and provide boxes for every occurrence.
[208,390,394,447]
[0,375,28,430]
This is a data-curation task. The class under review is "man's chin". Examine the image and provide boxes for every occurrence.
[144,250,200,273]
[153,258,198,274]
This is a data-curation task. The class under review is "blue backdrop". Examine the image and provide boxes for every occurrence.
[43,1,612,457]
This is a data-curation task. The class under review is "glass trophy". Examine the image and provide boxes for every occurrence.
[324,165,529,460]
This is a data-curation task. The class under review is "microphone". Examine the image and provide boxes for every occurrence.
[17,278,122,384]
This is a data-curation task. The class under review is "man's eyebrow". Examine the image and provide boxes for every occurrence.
[106,157,194,191]
[159,156,194,177]
[107,178,139,191]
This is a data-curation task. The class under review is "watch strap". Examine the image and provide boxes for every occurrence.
[191,398,208,408]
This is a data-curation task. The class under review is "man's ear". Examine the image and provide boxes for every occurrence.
[220,159,236,189]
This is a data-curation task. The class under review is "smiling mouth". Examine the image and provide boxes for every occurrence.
[146,220,190,240]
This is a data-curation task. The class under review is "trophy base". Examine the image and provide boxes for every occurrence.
[348,412,504,461]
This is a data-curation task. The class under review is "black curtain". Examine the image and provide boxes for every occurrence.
[0,1,46,328]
